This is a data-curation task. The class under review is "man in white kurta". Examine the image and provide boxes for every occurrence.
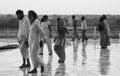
[81,16,88,42]
[40,15,53,55]
[28,10,44,73]
[16,10,30,68]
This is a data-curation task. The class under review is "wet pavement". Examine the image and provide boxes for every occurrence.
[0,39,120,76]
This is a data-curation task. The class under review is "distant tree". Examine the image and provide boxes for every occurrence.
[116,18,120,26]
[0,15,18,29]
[7,17,19,28]
[5,14,14,22]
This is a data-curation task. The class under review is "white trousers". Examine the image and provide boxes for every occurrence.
[40,36,52,54]
[29,36,44,68]
[46,36,52,54]
[18,35,29,59]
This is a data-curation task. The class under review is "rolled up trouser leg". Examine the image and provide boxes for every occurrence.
[20,45,29,59]
[30,39,44,68]
[46,37,52,54]
[18,35,29,59]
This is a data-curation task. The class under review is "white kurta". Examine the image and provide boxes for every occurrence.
[18,16,30,38]
[17,16,30,59]
[29,19,44,68]
[40,21,52,54]
[81,20,87,30]
[40,21,51,37]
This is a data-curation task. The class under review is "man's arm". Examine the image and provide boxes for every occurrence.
[48,21,52,37]
[65,27,69,35]
[36,20,44,38]
[25,18,30,38]
[54,36,57,42]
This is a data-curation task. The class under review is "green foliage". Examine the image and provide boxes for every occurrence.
[0,14,19,29]
[0,14,120,31]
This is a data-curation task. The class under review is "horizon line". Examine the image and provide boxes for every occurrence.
[0,13,120,16]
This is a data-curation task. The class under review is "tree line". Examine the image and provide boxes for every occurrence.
[0,14,120,31]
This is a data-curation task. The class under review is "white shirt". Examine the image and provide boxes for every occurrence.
[29,19,44,41]
[40,21,51,36]
[81,20,87,30]
[18,16,30,38]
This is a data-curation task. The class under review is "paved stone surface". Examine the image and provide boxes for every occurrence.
[0,39,120,76]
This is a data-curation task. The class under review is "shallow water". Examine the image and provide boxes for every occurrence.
[0,39,120,76]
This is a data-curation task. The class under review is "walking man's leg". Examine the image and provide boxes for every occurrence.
[46,37,52,55]
[84,30,88,42]
[39,40,44,55]
[29,40,44,73]
[82,30,85,42]
[18,36,30,68]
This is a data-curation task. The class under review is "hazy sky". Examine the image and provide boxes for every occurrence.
[0,0,120,15]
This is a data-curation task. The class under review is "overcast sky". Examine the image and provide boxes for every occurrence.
[0,0,119,15]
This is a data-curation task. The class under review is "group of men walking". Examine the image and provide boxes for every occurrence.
[16,9,110,74]
[16,10,52,73]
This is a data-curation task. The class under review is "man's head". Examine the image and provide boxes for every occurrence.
[72,15,75,20]
[41,15,48,22]
[57,17,60,22]
[81,16,85,21]
[16,10,24,20]
[28,10,38,24]
[102,15,107,20]
[44,15,48,21]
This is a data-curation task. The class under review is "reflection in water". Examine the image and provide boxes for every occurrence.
[99,49,110,75]
[41,55,53,76]
[20,66,40,76]
[47,55,53,66]
[65,40,71,48]
[20,55,53,76]
[73,39,80,65]
[46,55,53,76]
[82,42,87,65]
[30,73,37,76]
[54,63,66,76]
[20,68,30,76]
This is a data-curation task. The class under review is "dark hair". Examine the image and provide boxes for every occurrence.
[57,17,60,21]
[44,15,48,19]
[28,10,38,20]
[72,15,75,19]
[57,17,64,26]
[102,15,107,20]
[16,9,23,15]
[41,15,48,22]
[57,17,61,29]
[99,17,104,22]
[81,16,85,21]
[98,16,104,31]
